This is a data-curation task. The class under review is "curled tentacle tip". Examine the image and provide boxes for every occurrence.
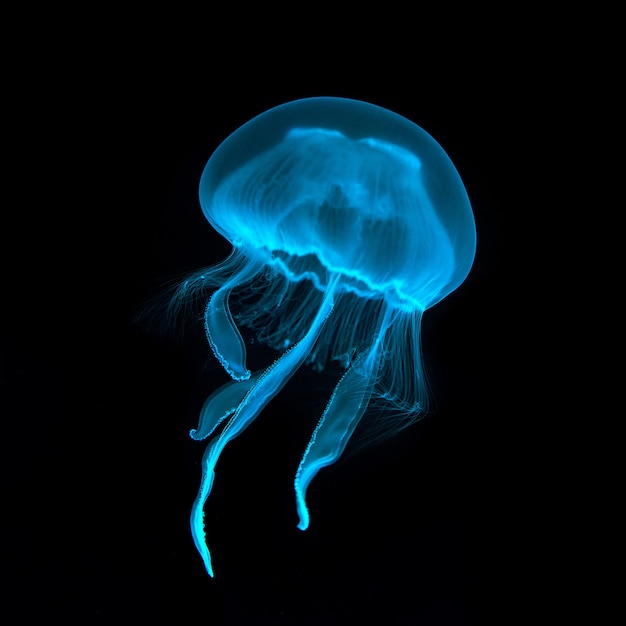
[296,504,310,531]
[231,369,252,382]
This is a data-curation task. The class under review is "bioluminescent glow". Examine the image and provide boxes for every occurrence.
[170,97,476,576]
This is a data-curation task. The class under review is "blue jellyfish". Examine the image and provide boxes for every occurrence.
[171,97,476,576]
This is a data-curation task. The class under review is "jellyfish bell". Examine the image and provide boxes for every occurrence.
[172,97,476,576]
[200,97,475,311]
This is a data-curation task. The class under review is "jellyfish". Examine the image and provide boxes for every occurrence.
[170,97,476,576]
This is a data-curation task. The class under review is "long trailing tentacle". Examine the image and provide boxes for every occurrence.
[191,274,340,576]
[294,301,396,530]
[293,345,380,530]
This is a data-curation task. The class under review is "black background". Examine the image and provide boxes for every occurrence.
[3,21,513,626]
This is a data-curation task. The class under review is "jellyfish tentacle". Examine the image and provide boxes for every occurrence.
[190,437,220,577]
[191,274,340,576]
[294,341,382,531]
[190,371,263,441]
[205,258,264,381]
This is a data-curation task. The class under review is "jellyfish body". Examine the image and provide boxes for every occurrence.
[173,97,476,576]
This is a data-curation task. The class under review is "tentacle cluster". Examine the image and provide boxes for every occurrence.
[179,255,429,577]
